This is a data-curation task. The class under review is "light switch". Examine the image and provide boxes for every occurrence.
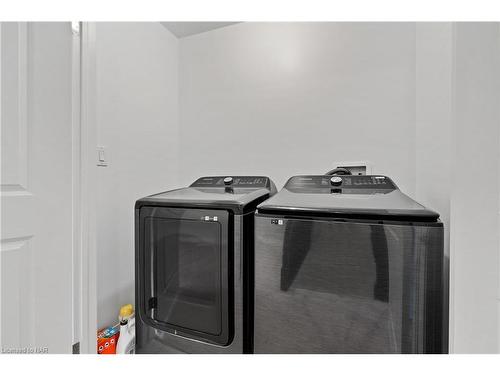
[97,146,108,167]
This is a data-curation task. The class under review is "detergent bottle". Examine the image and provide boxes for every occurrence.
[116,304,135,354]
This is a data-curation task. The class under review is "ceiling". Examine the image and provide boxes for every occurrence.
[161,22,239,38]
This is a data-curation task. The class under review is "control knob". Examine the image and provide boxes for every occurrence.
[223,177,233,185]
[330,176,342,186]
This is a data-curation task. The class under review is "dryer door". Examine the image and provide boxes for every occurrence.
[138,206,231,346]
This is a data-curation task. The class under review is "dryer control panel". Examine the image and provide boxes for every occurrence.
[191,176,272,189]
[285,175,397,194]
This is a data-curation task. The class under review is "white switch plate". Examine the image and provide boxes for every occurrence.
[97,146,108,167]
[330,161,373,175]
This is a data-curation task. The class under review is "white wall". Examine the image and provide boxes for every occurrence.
[95,22,179,328]
[450,23,500,353]
[179,23,417,193]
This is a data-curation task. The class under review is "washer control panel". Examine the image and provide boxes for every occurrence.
[191,176,271,188]
[286,175,397,193]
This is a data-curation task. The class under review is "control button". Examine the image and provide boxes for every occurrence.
[223,177,233,185]
[330,176,343,186]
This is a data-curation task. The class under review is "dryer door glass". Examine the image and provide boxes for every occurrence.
[139,207,231,346]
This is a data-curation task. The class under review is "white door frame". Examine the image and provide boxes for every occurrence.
[76,22,98,354]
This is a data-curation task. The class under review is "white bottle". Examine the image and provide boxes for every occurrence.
[116,304,135,354]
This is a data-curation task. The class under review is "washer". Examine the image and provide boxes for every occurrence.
[135,176,276,353]
[254,175,447,353]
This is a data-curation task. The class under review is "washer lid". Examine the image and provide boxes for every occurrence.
[135,176,276,214]
[257,175,440,222]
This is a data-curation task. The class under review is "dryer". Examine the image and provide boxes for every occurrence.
[254,175,447,353]
[135,176,276,353]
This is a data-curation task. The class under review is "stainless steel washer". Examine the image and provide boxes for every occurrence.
[254,175,448,353]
